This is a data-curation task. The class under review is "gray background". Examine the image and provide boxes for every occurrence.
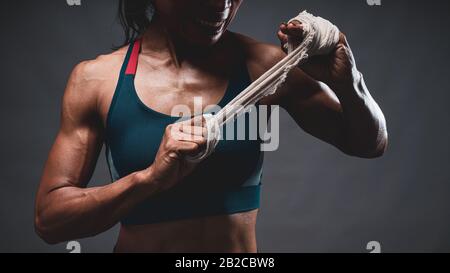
[0,0,449,253]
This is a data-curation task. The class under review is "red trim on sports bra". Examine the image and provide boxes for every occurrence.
[125,39,142,75]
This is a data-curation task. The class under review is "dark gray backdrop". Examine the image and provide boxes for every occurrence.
[0,0,449,253]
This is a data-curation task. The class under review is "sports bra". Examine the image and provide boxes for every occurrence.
[105,39,264,225]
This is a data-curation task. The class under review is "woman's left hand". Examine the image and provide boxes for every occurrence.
[278,21,361,92]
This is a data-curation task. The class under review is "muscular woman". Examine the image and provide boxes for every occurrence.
[35,0,387,253]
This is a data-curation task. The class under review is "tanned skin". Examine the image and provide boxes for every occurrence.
[35,0,387,252]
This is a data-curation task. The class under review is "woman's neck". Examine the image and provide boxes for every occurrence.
[141,15,227,68]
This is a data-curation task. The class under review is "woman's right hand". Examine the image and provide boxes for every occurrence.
[142,116,208,192]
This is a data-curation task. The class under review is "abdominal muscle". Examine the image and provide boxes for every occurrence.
[114,209,258,253]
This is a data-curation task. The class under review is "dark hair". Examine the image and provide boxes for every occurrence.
[117,0,152,47]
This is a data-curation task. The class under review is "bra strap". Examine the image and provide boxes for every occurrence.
[125,39,142,76]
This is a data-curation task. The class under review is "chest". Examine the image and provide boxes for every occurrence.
[134,56,233,116]
[105,39,264,189]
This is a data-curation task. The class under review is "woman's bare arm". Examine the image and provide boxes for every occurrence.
[35,58,206,244]
[34,60,161,244]
[238,32,387,158]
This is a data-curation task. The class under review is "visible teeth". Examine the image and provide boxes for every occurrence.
[219,7,231,20]
[197,19,225,27]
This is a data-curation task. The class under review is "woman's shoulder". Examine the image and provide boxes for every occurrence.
[227,31,287,80]
[73,46,128,85]
[229,32,284,59]
[62,46,131,122]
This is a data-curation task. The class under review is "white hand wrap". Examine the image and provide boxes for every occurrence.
[186,11,340,163]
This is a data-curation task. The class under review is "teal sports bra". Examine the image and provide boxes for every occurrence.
[105,39,264,225]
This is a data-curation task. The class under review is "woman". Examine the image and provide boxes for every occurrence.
[35,0,387,252]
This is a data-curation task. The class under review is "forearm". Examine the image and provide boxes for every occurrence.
[332,72,388,157]
[35,169,156,244]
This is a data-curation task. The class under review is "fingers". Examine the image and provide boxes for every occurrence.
[280,21,304,37]
[173,117,208,140]
[277,30,289,46]
[169,124,207,140]
[176,141,204,157]
[165,123,208,156]
[164,115,212,159]
[173,131,207,148]
[180,125,207,136]
[277,23,289,45]
[278,21,305,51]
[177,115,206,127]
[165,139,202,159]
[168,133,207,157]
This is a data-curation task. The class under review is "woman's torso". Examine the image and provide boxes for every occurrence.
[93,32,265,252]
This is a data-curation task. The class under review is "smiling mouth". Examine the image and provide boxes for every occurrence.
[193,17,229,36]
[193,5,231,32]
[195,18,226,28]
